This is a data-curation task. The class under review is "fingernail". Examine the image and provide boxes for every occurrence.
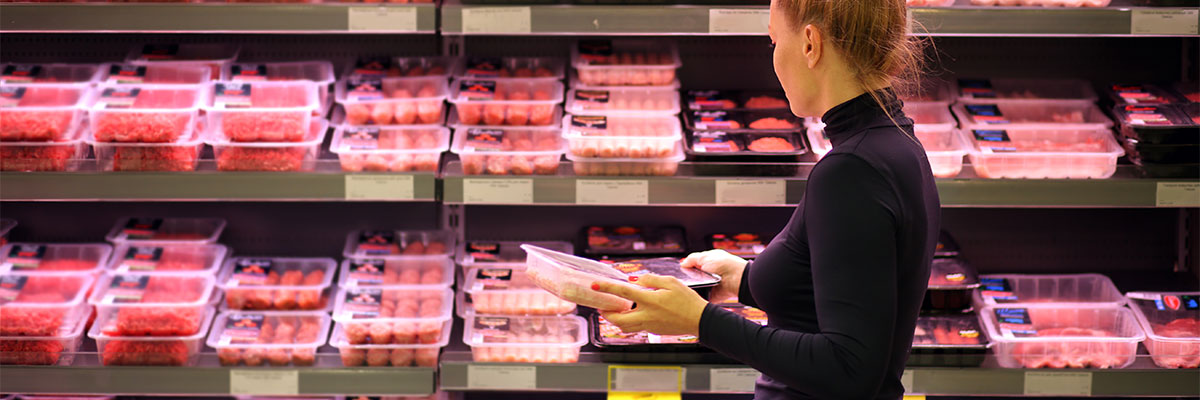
[629,276,639,282]
[591,283,600,291]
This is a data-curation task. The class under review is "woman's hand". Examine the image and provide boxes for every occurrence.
[592,274,709,337]
[680,249,748,304]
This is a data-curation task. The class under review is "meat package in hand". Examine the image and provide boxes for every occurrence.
[341,77,446,126]
[210,311,330,367]
[90,273,215,337]
[92,306,214,367]
[519,244,636,312]
[465,314,586,363]
[0,273,95,337]
[450,79,561,127]
[348,56,453,80]
[573,39,679,86]
[207,81,317,143]
[0,83,88,142]
[331,126,448,173]
[1128,292,1200,369]
[219,257,335,311]
[454,126,564,176]
[986,305,1143,369]
[90,85,204,143]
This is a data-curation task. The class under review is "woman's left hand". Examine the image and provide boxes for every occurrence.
[592,274,709,336]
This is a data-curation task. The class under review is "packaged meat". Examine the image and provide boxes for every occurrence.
[603,257,720,287]
[952,102,1113,129]
[583,225,686,257]
[105,216,226,245]
[331,125,449,173]
[570,75,681,91]
[520,244,638,311]
[981,305,1143,369]
[566,144,685,176]
[684,90,789,111]
[218,257,336,311]
[901,79,956,105]
[0,219,14,246]
[0,243,112,275]
[450,125,565,175]
[125,43,240,81]
[205,81,319,142]
[562,114,683,159]
[0,124,89,172]
[1126,292,1200,369]
[686,130,806,177]
[342,56,459,81]
[566,87,681,116]
[571,39,681,87]
[337,257,454,288]
[0,272,95,336]
[336,75,448,126]
[463,313,587,363]
[99,63,211,85]
[209,118,329,172]
[329,319,451,367]
[89,306,214,366]
[223,61,336,112]
[458,240,574,270]
[909,313,989,367]
[0,83,90,142]
[974,273,1125,308]
[90,128,203,172]
[960,126,1123,179]
[591,312,698,350]
[88,84,205,143]
[1123,139,1200,164]
[207,310,331,367]
[1172,81,1200,103]
[967,0,1112,6]
[708,233,771,259]
[448,79,563,127]
[0,306,89,366]
[107,243,227,275]
[331,287,452,346]
[685,110,803,132]
[923,258,980,312]
[1113,104,1199,145]
[342,229,455,259]
[89,273,216,336]
[1104,83,1185,105]
[906,0,957,6]
[455,56,566,80]
[957,78,1098,103]
[462,267,577,316]
[935,231,960,258]
[1,63,102,85]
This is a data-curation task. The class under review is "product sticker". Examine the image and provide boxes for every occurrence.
[0,275,27,304]
[995,308,1037,337]
[979,277,1017,302]
[0,86,26,108]
[1,64,41,83]
[958,79,995,99]
[465,57,504,78]
[98,87,142,109]
[220,313,265,345]
[104,274,151,304]
[578,40,614,64]
[694,110,740,130]
[353,57,391,77]
[118,246,165,272]
[356,230,399,255]
[214,83,253,109]
[139,44,180,61]
[1110,84,1167,105]
[459,80,497,100]
[121,218,162,239]
[343,288,383,318]
[965,104,1008,124]
[346,259,386,286]
[974,130,1017,153]
[575,90,610,104]
[346,76,384,101]
[5,244,46,270]
[467,242,501,261]
[342,127,380,150]
[229,259,274,286]
[572,115,608,131]
[1157,294,1200,311]
[475,316,512,343]
[107,64,148,84]
[1121,105,1174,126]
[693,132,740,153]
[465,129,506,152]
[687,90,736,110]
[230,64,269,81]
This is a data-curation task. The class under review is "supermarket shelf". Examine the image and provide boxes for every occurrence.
[441,1,1200,37]
[0,3,438,33]
[0,365,436,395]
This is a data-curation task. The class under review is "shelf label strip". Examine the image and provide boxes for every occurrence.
[609,365,683,395]
[710,368,759,393]
[464,178,534,204]
[1023,371,1092,396]
[709,9,770,35]
[467,365,537,390]
[348,6,418,32]
[1131,9,1199,35]
[462,7,532,34]
[1156,182,1200,207]
[716,179,786,205]
[577,179,649,205]
[229,369,298,395]
[344,174,415,201]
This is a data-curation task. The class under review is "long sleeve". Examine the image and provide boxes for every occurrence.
[699,154,901,399]
[737,261,757,308]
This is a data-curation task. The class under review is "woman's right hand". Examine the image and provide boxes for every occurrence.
[680,249,748,304]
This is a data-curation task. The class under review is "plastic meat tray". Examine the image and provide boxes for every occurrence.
[458,240,575,270]
[89,306,215,366]
[0,123,89,172]
[686,130,806,177]
[685,109,803,133]
[566,87,681,116]
[125,43,240,81]
[105,217,226,245]
[909,313,990,367]
[208,118,329,172]
[1126,292,1200,369]
[208,310,332,367]
[1,63,102,85]
[217,257,337,311]
[106,243,228,275]
[520,244,639,311]
[89,273,216,337]
[99,63,211,85]
[330,125,449,172]
[337,257,453,288]
[342,56,459,80]
[205,81,320,142]
[451,125,565,175]
[981,304,1143,369]
[463,313,587,363]
[0,242,113,275]
[571,39,681,87]
[90,129,203,172]
[89,84,206,143]
[0,272,95,337]
[342,230,456,259]
[951,102,1113,130]
[330,318,451,367]
[331,287,453,348]
[455,57,566,80]
[223,61,336,111]
[959,125,1123,179]
[974,273,1126,308]
[1104,83,1185,106]
[562,114,683,159]
[566,143,685,176]
[336,76,448,126]
[956,78,1099,102]
[448,79,563,126]
[1113,104,1199,145]
[0,306,90,366]
[461,266,577,316]
[684,89,789,111]
[1,83,91,142]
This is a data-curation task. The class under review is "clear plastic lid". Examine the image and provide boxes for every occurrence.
[107,243,228,275]
[224,61,336,86]
[687,131,806,156]
[0,243,113,275]
[217,256,336,288]
[952,102,1112,129]
[571,39,682,69]
[1113,104,1194,127]
[87,304,215,342]
[463,313,588,348]
[901,79,956,104]
[599,257,720,288]
[975,273,1125,307]
[342,56,460,80]
[685,109,803,132]
[88,272,216,307]
[1105,83,1184,105]
[464,266,562,294]
[99,63,211,86]
[1,63,102,85]
[206,310,332,349]
[208,117,328,147]
[332,287,452,323]
[927,258,979,290]
[563,114,683,142]
[905,102,956,129]
[457,240,574,268]
[336,75,448,105]
[960,125,1123,156]
[90,83,205,111]
[0,272,95,308]
[450,125,566,160]
[956,78,1098,103]
[1126,292,1200,340]
[456,57,566,80]
[684,90,790,111]
[912,313,989,349]
[205,81,319,112]
[342,230,455,259]
[520,244,638,311]
[331,125,451,154]
[336,257,454,288]
[981,304,1144,342]
[105,217,226,245]
[582,226,687,256]
[566,87,681,117]
[329,318,454,353]
[1,83,91,109]
[447,78,564,105]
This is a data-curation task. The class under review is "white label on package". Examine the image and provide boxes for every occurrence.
[464,178,534,204]
[709,368,759,393]
[1156,182,1200,207]
[610,366,683,393]
[348,7,418,32]
[345,174,415,201]
[229,369,299,395]
[709,9,769,35]
[1131,9,1199,36]
[467,365,537,390]
[1023,371,1091,396]
[577,180,649,205]
[716,180,786,205]
[462,7,532,34]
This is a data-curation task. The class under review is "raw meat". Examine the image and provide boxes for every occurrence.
[467,315,582,363]
[216,147,308,172]
[0,86,82,142]
[92,87,199,143]
[570,88,675,113]
[748,117,797,130]
[0,275,88,336]
[343,290,446,345]
[343,83,443,126]
[747,136,795,152]
[99,275,208,336]
[336,128,443,173]
[913,317,984,346]
[0,144,77,172]
[577,50,677,86]
[336,345,439,367]
[566,116,678,159]
[111,146,198,172]
[1147,318,1200,369]
[571,159,680,176]
[467,268,577,316]
[460,129,562,176]
[100,340,189,366]
[0,338,67,365]
[454,81,556,127]
[744,96,788,109]
[224,268,327,311]
[1012,327,1130,368]
[215,314,324,367]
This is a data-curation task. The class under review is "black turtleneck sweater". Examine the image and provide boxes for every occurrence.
[698,89,941,400]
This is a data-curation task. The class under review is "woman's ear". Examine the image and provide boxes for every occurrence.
[803,24,823,69]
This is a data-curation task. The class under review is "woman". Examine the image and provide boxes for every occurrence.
[591,1,940,399]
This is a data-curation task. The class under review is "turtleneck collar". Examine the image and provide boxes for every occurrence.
[820,87,911,147]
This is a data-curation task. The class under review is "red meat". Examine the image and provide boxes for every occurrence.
[216,147,307,172]
[0,144,75,171]
[0,276,80,336]
[105,276,206,336]
[112,146,198,172]
[101,340,189,366]
[1147,318,1200,369]
[93,112,191,143]
[0,110,75,142]
[0,339,65,365]
[1012,327,1130,369]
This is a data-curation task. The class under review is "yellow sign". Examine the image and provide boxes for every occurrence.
[607,365,684,400]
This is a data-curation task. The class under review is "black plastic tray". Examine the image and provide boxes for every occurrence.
[684,109,804,133]
[685,130,806,177]
[1114,104,1199,145]
[590,312,703,352]
[581,225,687,258]
[1136,161,1200,179]
[909,313,989,367]
[683,89,789,111]
[1130,142,1200,164]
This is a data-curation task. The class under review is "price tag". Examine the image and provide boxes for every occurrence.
[1131,9,1199,36]
[709,9,769,35]
[901,369,915,393]
[716,180,786,205]
[608,365,683,393]
[608,394,680,400]
[229,369,298,395]
[464,178,534,204]
[467,365,537,390]
[1023,371,1091,396]
[348,7,419,32]
[345,174,415,201]
[709,368,759,392]
[577,180,649,205]
[1156,182,1200,207]
[462,7,532,34]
